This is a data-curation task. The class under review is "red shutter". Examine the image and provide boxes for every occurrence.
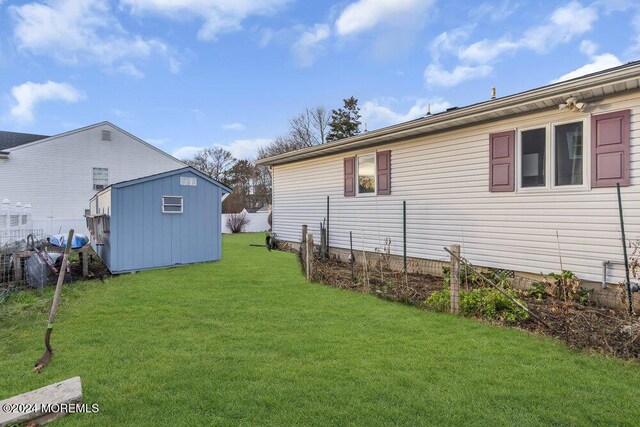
[376,150,391,195]
[489,130,515,192]
[344,156,356,197]
[591,110,631,188]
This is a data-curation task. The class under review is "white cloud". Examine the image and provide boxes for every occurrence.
[424,63,492,87]
[291,24,330,67]
[469,1,518,22]
[458,38,519,64]
[629,10,640,55]
[10,0,167,67]
[429,27,473,62]
[553,53,622,82]
[579,40,598,56]
[145,137,170,146]
[217,138,272,160]
[222,122,246,131]
[111,108,133,118]
[425,1,600,87]
[172,138,271,161]
[10,81,84,123]
[169,57,181,74]
[121,0,291,41]
[112,63,145,78]
[172,145,205,159]
[460,2,598,63]
[521,1,598,52]
[335,0,434,36]
[361,98,451,130]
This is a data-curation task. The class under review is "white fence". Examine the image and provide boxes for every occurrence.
[0,199,37,245]
[222,211,271,234]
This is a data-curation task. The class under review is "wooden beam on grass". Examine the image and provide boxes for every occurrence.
[0,377,83,426]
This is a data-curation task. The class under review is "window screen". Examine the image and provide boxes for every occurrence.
[555,122,583,186]
[162,196,183,213]
[93,168,108,190]
[521,128,546,188]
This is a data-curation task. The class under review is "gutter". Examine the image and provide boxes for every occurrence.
[257,60,640,166]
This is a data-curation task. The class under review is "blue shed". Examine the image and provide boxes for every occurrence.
[87,167,231,274]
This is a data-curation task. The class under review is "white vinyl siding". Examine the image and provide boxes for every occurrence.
[0,124,183,235]
[271,92,640,284]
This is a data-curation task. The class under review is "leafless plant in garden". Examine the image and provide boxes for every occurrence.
[226,212,251,233]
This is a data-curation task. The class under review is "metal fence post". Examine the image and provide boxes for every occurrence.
[301,224,307,263]
[403,200,407,274]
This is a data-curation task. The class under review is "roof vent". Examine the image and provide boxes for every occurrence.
[426,103,431,116]
[101,130,112,141]
[491,87,496,99]
[445,107,459,112]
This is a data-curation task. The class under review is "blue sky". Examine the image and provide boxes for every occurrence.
[0,0,639,160]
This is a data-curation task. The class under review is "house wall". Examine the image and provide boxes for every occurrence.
[0,123,183,236]
[109,170,221,273]
[271,92,640,284]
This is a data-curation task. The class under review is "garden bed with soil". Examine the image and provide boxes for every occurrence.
[309,255,640,360]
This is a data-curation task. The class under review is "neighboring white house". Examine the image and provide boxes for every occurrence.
[258,61,640,285]
[0,122,184,235]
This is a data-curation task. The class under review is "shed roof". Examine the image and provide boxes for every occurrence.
[94,166,232,197]
[0,130,49,151]
[257,60,640,166]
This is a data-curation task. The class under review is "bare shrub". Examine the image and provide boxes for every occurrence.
[226,213,251,233]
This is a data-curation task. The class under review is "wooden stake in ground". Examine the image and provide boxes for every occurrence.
[450,244,460,314]
[306,233,314,281]
[34,229,74,373]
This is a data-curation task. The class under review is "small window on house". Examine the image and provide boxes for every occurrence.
[554,122,583,186]
[162,196,183,214]
[101,130,112,141]
[521,128,546,188]
[357,154,375,194]
[93,168,108,190]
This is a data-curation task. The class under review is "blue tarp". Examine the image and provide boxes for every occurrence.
[49,233,89,249]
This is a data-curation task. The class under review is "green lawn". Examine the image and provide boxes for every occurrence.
[1,233,639,426]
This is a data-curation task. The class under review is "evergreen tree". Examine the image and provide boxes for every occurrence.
[326,97,361,142]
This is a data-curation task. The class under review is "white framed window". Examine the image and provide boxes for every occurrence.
[357,153,376,195]
[93,168,108,190]
[553,121,584,188]
[162,196,183,214]
[519,127,547,189]
[517,118,588,191]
